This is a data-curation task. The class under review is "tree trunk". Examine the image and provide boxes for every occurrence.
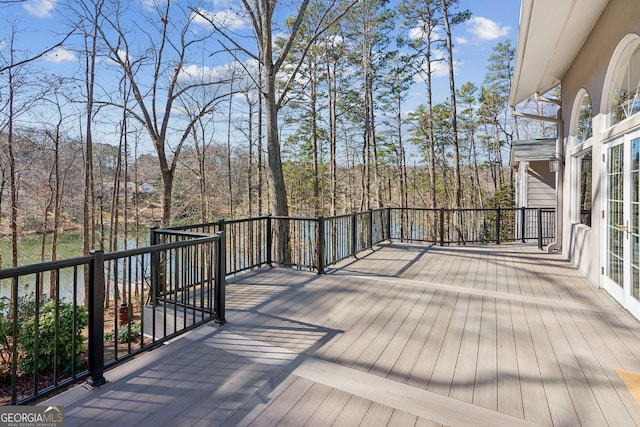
[7,41,19,268]
[227,77,235,218]
[311,59,320,216]
[441,0,462,209]
[257,66,264,216]
[327,57,337,216]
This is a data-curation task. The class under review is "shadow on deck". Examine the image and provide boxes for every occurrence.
[43,243,640,426]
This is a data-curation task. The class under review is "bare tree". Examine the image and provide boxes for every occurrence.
[197,0,356,218]
[96,0,227,226]
[0,24,40,267]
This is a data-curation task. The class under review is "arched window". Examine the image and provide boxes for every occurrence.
[607,35,640,126]
[571,90,593,226]
[575,91,593,145]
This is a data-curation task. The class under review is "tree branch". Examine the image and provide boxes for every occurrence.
[0,30,75,73]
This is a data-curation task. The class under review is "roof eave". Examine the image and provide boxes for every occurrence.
[509,0,609,108]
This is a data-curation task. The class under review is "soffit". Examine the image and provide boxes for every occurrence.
[509,0,609,107]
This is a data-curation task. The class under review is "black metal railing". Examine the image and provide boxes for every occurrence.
[387,207,554,246]
[0,229,225,404]
[0,206,555,404]
[172,207,555,274]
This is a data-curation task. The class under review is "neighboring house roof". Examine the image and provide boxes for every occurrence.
[510,138,556,166]
[509,0,609,107]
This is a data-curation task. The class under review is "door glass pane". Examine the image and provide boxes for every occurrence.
[632,138,640,300]
[608,144,624,287]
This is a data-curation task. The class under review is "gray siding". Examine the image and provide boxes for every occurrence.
[527,161,555,208]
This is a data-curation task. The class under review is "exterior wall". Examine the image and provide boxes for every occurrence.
[561,0,640,284]
[514,161,555,209]
[526,160,555,208]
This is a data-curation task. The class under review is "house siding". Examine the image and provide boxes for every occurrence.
[526,161,555,208]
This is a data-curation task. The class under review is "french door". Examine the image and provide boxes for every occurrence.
[604,132,640,317]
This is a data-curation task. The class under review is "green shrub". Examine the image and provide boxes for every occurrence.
[105,322,142,343]
[18,300,88,375]
[0,293,50,372]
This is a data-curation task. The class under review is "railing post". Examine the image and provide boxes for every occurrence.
[266,215,273,266]
[368,209,373,249]
[87,249,106,388]
[219,218,226,239]
[520,207,526,243]
[218,217,226,279]
[215,232,227,325]
[386,208,392,241]
[538,208,543,250]
[351,212,357,256]
[150,227,160,301]
[496,207,501,244]
[439,208,445,246]
[317,217,325,274]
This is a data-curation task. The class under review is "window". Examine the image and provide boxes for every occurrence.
[576,93,592,145]
[579,150,592,227]
[610,38,640,126]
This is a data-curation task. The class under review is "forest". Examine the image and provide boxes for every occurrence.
[0,0,557,268]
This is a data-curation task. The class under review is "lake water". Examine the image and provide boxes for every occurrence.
[0,231,150,301]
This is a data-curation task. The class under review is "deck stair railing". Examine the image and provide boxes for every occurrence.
[0,206,554,404]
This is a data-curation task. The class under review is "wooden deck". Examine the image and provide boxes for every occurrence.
[44,243,640,426]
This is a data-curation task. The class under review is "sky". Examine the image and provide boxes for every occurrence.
[1,0,522,92]
[0,0,523,149]
[410,0,521,104]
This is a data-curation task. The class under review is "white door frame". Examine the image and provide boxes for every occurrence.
[602,129,640,318]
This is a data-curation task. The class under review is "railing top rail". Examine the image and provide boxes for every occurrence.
[270,215,320,221]
[153,228,219,238]
[221,216,270,225]
[324,213,353,220]
[166,216,274,231]
[104,232,223,262]
[0,231,223,279]
[0,254,94,279]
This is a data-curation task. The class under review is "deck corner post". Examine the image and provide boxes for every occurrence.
[351,212,357,257]
[439,208,445,246]
[87,249,106,389]
[496,207,501,244]
[386,208,392,241]
[215,232,227,325]
[538,208,544,250]
[266,215,273,266]
[317,217,325,274]
[368,209,374,249]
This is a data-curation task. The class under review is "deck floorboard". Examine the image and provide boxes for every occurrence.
[44,243,640,426]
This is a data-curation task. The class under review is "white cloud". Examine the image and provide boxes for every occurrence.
[181,63,229,82]
[43,47,75,63]
[23,0,56,18]
[408,25,444,45]
[467,17,510,41]
[192,8,247,31]
[116,49,132,65]
[431,59,453,78]
[408,27,424,41]
[410,48,454,79]
[455,37,468,45]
